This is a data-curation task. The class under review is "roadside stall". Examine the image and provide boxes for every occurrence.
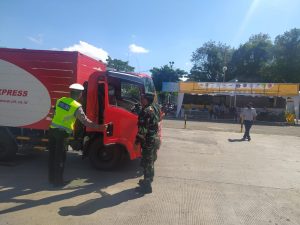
[176,82,300,123]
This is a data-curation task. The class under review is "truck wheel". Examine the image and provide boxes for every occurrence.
[88,139,122,170]
[0,127,18,161]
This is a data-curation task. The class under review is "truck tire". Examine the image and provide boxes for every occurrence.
[0,127,18,161]
[88,139,122,170]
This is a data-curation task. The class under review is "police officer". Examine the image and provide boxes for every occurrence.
[48,83,107,187]
[135,93,161,194]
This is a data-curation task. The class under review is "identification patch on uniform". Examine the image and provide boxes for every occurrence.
[58,101,71,111]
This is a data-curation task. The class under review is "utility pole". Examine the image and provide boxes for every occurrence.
[223,49,227,82]
[223,66,227,82]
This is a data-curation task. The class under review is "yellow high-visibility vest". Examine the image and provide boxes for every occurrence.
[50,97,81,133]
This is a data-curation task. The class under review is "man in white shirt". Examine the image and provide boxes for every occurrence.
[240,102,257,141]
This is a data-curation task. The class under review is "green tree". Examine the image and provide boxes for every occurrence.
[150,62,187,91]
[190,41,234,82]
[106,56,135,72]
[230,33,273,82]
[266,28,300,82]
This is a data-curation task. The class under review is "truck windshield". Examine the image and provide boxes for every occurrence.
[121,82,141,102]
[144,77,155,94]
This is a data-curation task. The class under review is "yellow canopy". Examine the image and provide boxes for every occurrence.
[179,82,299,97]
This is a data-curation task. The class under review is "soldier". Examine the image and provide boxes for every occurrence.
[49,83,108,187]
[134,93,161,194]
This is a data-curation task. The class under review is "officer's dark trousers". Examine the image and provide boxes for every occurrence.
[48,128,69,185]
[243,120,253,139]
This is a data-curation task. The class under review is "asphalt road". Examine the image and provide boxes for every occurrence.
[163,119,300,137]
[1,120,300,225]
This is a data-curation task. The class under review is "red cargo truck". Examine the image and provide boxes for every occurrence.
[0,48,157,169]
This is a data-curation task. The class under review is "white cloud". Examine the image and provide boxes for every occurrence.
[27,34,43,45]
[179,76,188,82]
[63,41,109,62]
[129,44,149,54]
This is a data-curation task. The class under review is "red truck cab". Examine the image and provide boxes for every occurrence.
[80,70,156,169]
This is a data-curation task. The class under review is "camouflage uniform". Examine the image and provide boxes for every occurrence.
[136,102,161,186]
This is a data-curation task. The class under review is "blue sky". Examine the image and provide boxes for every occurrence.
[1,0,300,73]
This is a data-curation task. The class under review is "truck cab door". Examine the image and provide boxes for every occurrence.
[102,82,141,159]
[85,73,106,133]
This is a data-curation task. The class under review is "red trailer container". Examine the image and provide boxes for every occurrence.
[0,48,157,169]
[0,48,106,129]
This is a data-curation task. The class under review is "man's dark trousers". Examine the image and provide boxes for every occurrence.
[48,128,69,186]
[243,120,253,140]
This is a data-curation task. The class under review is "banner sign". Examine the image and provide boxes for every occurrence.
[179,82,299,97]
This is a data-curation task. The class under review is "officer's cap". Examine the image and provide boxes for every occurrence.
[69,83,84,91]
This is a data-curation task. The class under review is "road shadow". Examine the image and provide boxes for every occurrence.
[0,151,142,215]
[227,138,246,142]
[59,188,144,216]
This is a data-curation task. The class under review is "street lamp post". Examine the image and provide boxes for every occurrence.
[222,66,227,82]
[234,79,238,107]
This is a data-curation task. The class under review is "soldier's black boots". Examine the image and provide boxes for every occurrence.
[138,178,153,185]
[138,179,146,186]
[142,183,152,194]
[137,179,152,194]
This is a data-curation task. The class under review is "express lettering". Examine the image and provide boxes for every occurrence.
[0,89,28,97]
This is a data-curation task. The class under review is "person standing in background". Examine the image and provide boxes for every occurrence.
[240,102,257,141]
